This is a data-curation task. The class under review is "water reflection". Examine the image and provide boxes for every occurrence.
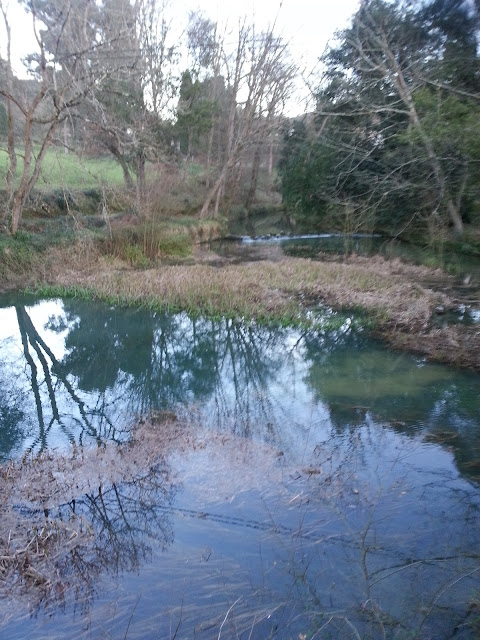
[0,443,177,625]
[4,425,478,639]
[53,462,177,608]
[0,296,479,480]
[0,295,479,638]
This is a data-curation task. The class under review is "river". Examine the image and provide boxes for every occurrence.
[0,294,479,639]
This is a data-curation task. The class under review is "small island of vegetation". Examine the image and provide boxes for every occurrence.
[1,3,480,639]
[1,0,479,371]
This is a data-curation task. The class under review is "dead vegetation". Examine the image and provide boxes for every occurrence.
[385,324,480,370]
[0,416,292,622]
[40,245,449,326]
[0,418,184,613]
[1,238,479,370]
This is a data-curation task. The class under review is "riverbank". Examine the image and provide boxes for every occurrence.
[1,238,478,371]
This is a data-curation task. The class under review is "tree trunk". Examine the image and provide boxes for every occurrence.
[214,182,222,217]
[9,119,59,234]
[206,124,215,189]
[2,7,17,225]
[10,194,24,235]
[107,143,134,188]
[447,199,464,234]
[63,119,69,154]
[268,141,273,176]
[136,153,146,212]
[225,161,243,215]
[377,27,464,235]
[246,145,262,209]
[10,115,34,234]
[200,167,227,218]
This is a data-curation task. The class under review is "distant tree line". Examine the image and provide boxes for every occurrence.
[278,0,480,239]
[2,0,479,241]
[0,0,295,234]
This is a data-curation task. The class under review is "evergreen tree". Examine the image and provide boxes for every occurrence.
[279,0,480,238]
[175,70,215,157]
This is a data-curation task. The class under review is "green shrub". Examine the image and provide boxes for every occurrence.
[155,233,192,257]
[106,223,193,261]
[123,244,150,268]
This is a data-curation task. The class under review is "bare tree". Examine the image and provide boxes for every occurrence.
[0,4,17,220]
[351,3,465,233]
[199,22,295,218]
[77,0,178,211]
[0,0,135,234]
[245,51,296,209]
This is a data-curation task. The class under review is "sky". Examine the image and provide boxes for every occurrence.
[181,0,360,112]
[1,0,360,114]
[180,0,360,61]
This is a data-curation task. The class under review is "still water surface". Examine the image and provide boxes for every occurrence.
[215,232,480,284]
[0,295,479,639]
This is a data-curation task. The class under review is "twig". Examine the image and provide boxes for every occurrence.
[123,594,141,640]
[218,596,242,639]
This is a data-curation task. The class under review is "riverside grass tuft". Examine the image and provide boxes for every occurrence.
[27,247,449,331]
[5,238,479,370]
[105,222,195,264]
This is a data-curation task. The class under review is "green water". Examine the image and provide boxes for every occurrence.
[0,296,479,639]
[282,234,480,279]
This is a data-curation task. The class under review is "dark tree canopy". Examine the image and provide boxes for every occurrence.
[278,0,480,238]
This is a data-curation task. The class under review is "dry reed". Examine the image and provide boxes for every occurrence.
[3,239,479,369]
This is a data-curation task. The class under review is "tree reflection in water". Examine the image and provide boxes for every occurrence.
[0,432,178,623]
[1,297,478,477]
[0,299,289,458]
[0,296,479,638]
[54,467,176,614]
[0,420,479,638]
[270,428,480,640]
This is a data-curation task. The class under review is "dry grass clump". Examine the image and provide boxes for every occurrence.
[387,324,480,369]
[0,509,88,609]
[83,218,224,267]
[41,249,449,329]
[0,417,188,610]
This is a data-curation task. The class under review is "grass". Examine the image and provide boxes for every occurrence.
[0,146,125,190]
[0,210,225,286]
[25,249,448,332]
[101,217,225,267]
[0,227,77,287]
[0,147,228,224]
[0,146,287,228]
[105,222,195,265]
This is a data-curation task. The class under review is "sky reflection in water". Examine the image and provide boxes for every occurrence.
[0,295,479,639]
